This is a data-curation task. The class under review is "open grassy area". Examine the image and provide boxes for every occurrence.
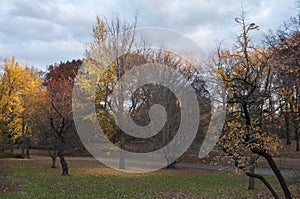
[0,158,299,199]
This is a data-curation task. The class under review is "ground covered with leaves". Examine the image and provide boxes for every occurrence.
[0,158,299,198]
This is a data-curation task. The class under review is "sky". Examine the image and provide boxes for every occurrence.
[0,0,298,70]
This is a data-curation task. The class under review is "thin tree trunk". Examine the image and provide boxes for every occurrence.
[49,106,70,176]
[48,146,58,168]
[166,161,176,169]
[0,143,4,158]
[294,120,300,151]
[248,155,256,190]
[51,156,57,168]
[21,112,25,158]
[285,105,291,145]
[270,97,276,135]
[297,87,300,151]
[296,128,300,152]
[10,141,13,154]
[25,148,30,158]
[119,131,125,169]
[59,152,68,176]
[58,140,69,176]
[25,137,30,158]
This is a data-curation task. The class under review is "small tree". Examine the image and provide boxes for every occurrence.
[214,11,292,199]
[44,60,82,175]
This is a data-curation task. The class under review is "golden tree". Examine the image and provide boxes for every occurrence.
[0,56,41,155]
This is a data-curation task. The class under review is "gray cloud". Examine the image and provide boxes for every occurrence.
[0,0,298,69]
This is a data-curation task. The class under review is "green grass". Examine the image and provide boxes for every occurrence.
[0,158,298,198]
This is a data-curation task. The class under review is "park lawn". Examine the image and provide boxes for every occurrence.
[0,158,298,199]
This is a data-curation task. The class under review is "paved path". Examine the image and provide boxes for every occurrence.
[30,156,300,179]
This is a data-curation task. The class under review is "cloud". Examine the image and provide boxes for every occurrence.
[0,0,298,69]
[0,39,84,69]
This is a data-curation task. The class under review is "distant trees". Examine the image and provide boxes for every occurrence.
[80,16,210,169]
[265,12,300,150]
[126,50,210,168]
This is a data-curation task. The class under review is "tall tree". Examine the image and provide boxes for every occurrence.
[83,16,137,169]
[0,57,41,155]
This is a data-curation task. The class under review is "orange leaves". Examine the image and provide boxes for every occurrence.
[213,17,280,173]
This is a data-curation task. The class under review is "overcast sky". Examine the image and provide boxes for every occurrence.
[0,0,298,70]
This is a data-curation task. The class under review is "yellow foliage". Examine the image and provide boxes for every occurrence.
[0,56,42,142]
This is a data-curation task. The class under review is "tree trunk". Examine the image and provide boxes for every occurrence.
[25,148,30,158]
[119,132,125,170]
[51,156,57,168]
[270,97,277,135]
[252,148,292,199]
[295,120,299,151]
[295,87,300,151]
[10,142,13,154]
[284,106,291,145]
[48,146,58,168]
[0,144,4,158]
[296,130,300,152]
[25,137,30,158]
[245,171,279,199]
[49,113,69,176]
[248,176,255,190]
[248,155,256,190]
[296,87,300,151]
[21,112,25,158]
[166,162,176,169]
[59,152,69,176]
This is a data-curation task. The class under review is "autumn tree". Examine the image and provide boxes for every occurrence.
[28,88,59,168]
[44,59,82,175]
[214,12,292,199]
[83,16,137,169]
[19,68,44,158]
[0,57,41,156]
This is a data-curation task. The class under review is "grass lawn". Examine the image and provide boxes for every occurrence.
[0,158,299,199]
